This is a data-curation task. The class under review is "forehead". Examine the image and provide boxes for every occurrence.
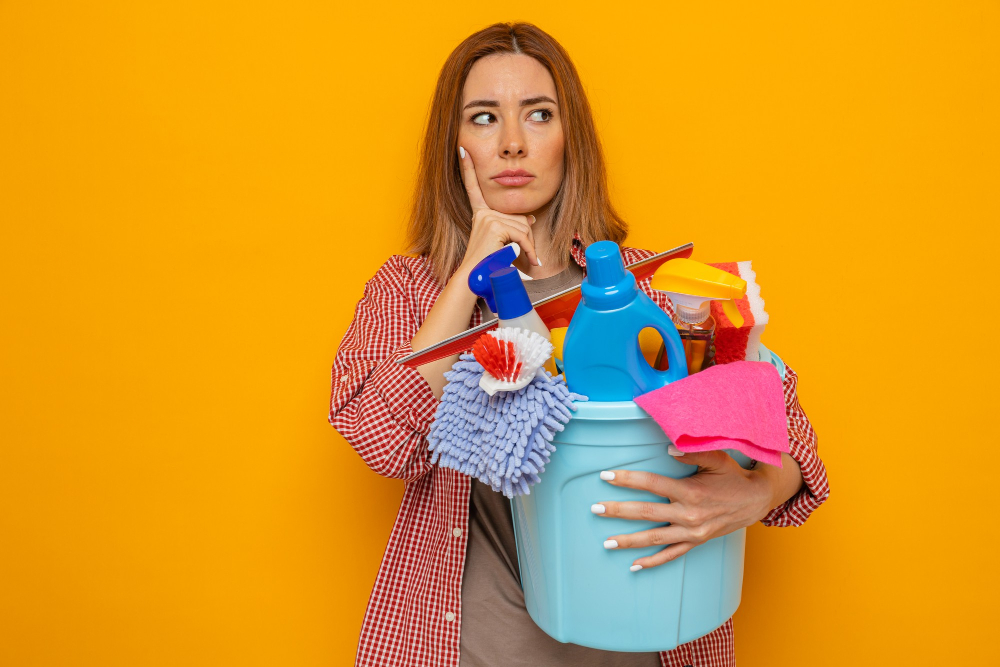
[463,54,557,103]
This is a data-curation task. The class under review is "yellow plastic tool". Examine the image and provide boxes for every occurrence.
[549,326,568,378]
[651,258,747,327]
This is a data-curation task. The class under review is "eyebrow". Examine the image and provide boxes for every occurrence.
[463,95,557,111]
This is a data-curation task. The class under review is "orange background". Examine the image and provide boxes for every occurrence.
[2,2,997,665]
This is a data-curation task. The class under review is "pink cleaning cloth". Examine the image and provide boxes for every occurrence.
[633,361,789,467]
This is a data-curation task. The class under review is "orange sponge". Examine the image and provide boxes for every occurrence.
[708,261,768,365]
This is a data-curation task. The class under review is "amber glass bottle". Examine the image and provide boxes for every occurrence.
[672,302,716,374]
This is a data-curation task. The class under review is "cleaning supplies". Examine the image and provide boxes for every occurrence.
[397,242,695,369]
[490,267,558,376]
[634,360,789,467]
[708,261,768,364]
[511,242,754,652]
[474,327,554,395]
[426,350,587,498]
[467,243,531,314]
[508,246,768,653]
[651,258,748,374]
[562,241,688,401]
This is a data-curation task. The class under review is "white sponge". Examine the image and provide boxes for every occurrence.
[737,261,769,362]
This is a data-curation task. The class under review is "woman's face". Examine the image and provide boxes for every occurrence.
[458,54,565,215]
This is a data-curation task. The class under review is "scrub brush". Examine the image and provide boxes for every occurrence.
[473,328,554,395]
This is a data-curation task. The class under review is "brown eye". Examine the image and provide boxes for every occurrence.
[472,112,494,125]
[528,109,553,122]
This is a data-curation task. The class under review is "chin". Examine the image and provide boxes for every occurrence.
[488,191,548,216]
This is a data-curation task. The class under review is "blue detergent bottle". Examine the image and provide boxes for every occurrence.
[563,240,688,400]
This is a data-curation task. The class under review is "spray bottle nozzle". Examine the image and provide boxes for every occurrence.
[468,244,524,313]
[651,258,748,327]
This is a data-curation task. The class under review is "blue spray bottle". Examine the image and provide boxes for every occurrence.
[563,241,688,400]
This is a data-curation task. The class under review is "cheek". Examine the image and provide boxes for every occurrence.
[456,130,488,158]
[537,125,564,162]
[538,132,565,184]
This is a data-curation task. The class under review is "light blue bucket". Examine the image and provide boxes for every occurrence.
[510,399,751,652]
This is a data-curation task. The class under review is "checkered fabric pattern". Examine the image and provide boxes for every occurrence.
[329,237,829,667]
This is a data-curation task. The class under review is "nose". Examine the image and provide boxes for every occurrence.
[500,121,526,157]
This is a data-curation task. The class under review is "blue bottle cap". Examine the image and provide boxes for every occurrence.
[581,240,637,310]
[585,241,626,287]
[490,266,533,320]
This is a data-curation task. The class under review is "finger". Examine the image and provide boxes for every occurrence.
[493,217,540,267]
[603,525,691,551]
[488,211,533,228]
[629,542,695,571]
[458,146,488,211]
[599,469,688,501]
[670,449,730,471]
[525,214,538,265]
[591,499,680,523]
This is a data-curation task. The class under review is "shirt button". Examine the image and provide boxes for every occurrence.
[340,375,349,383]
[453,527,463,537]
[445,612,456,622]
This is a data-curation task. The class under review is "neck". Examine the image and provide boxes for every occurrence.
[511,201,569,279]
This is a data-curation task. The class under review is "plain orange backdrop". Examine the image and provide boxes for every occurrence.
[2,1,998,665]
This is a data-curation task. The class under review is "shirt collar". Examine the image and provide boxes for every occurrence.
[570,232,587,267]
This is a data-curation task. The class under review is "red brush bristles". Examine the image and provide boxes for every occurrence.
[472,333,522,382]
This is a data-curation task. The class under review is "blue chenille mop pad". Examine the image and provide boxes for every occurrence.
[427,353,587,498]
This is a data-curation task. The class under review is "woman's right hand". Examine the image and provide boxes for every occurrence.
[410,146,541,398]
[458,146,542,270]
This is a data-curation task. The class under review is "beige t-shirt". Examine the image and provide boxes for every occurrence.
[459,261,661,666]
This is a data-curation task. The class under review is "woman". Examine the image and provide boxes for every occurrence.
[329,22,829,667]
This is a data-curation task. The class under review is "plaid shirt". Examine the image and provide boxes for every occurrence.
[329,238,830,667]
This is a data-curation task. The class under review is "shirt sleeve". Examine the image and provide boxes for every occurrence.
[760,361,831,526]
[630,247,678,319]
[327,259,439,482]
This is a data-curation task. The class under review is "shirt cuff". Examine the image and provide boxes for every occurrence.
[760,432,830,527]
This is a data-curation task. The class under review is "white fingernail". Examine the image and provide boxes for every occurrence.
[591,504,606,515]
[604,539,618,549]
[459,146,466,158]
[667,444,685,457]
[630,564,643,572]
[600,471,615,481]
[536,257,543,267]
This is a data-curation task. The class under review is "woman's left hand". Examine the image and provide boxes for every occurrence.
[593,451,800,570]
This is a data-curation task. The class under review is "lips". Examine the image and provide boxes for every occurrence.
[492,169,535,187]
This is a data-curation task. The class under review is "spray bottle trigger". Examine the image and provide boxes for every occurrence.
[721,300,744,328]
